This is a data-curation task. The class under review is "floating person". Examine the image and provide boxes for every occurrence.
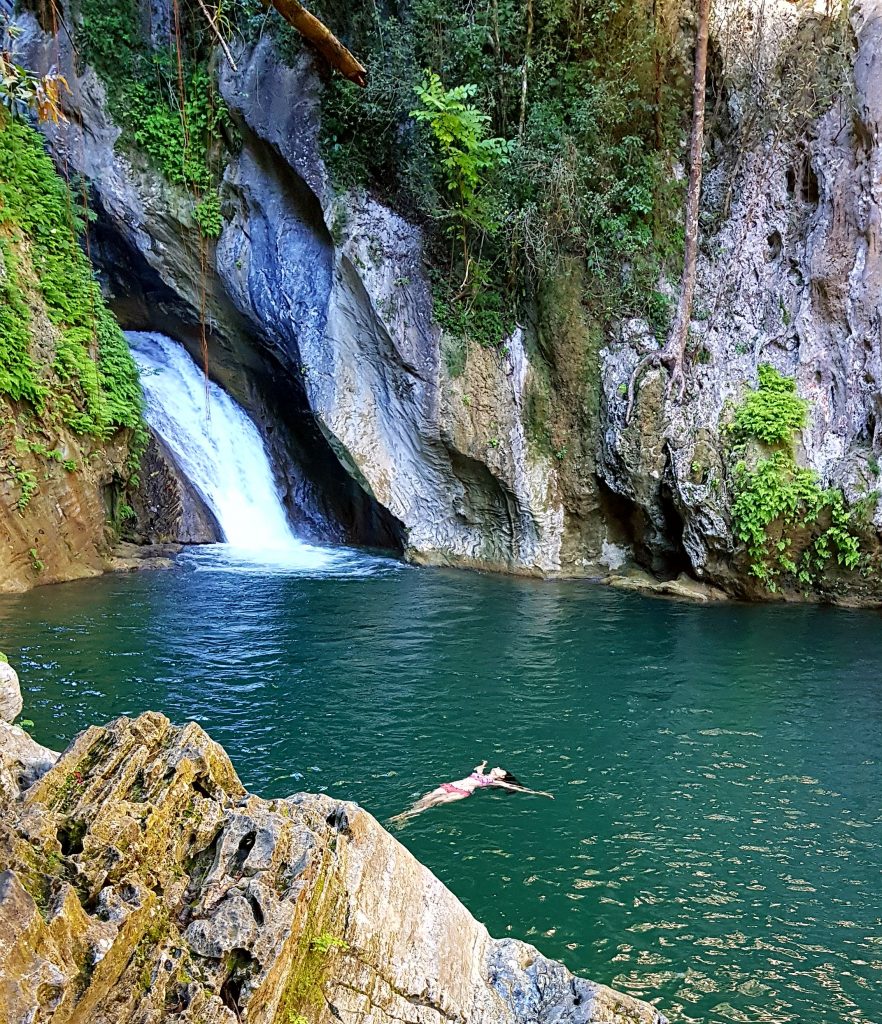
[389,761,553,825]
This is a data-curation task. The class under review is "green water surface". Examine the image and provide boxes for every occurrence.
[2,549,880,1023]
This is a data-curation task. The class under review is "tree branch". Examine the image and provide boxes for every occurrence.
[265,0,367,86]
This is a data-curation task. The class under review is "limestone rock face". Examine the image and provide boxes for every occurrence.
[21,1,882,598]
[17,23,598,577]
[0,395,133,593]
[0,664,58,803]
[0,663,23,725]
[598,0,882,601]
[0,709,667,1024]
[127,431,222,545]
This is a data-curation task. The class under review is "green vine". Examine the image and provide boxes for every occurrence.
[727,365,862,592]
[0,116,145,446]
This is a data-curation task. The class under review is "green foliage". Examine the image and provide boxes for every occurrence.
[27,546,44,573]
[309,933,349,955]
[0,117,145,446]
[433,275,513,350]
[314,0,688,351]
[729,364,808,447]
[4,458,38,511]
[732,454,860,591]
[77,0,230,236]
[727,366,862,590]
[194,190,224,239]
[0,238,46,408]
[14,437,77,470]
[412,72,512,238]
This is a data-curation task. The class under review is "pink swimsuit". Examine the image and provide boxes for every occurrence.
[440,782,470,795]
[440,772,492,796]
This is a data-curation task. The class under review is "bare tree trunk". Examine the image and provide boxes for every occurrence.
[627,0,710,422]
[266,0,367,86]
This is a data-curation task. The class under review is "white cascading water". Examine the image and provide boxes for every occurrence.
[126,330,330,569]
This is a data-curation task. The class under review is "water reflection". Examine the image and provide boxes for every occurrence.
[1,561,881,1023]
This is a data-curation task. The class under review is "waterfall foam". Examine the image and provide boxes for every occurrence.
[126,331,330,568]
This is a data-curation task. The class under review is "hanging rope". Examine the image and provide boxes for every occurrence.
[172,0,211,404]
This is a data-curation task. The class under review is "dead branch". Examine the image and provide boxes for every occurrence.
[266,0,367,86]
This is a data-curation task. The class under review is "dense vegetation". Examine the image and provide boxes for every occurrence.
[727,366,863,592]
[312,0,689,348]
[66,0,690,350]
[76,0,232,237]
[0,113,144,526]
[0,115,144,438]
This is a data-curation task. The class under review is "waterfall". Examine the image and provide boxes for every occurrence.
[126,331,328,567]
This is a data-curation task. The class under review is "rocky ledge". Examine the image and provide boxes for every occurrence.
[0,663,666,1024]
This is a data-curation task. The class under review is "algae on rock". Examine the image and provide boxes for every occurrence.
[0,114,146,592]
[0,672,667,1024]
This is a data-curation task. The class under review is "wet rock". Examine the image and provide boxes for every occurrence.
[127,431,222,545]
[0,698,667,1024]
[0,664,58,801]
[0,663,22,724]
[607,570,729,603]
[106,541,181,575]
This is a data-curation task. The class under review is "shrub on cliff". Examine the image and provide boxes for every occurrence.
[727,365,863,592]
[0,116,144,442]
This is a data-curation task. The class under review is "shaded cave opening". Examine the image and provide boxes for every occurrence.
[89,208,405,556]
[595,473,693,582]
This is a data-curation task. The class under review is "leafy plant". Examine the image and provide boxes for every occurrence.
[727,367,862,590]
[0,15,69,123]
[309,933,349,955]
[76,0,230,238]
[411,72,512,258]
[5,460,38,511]
[194,190,224,239]
[728,364,808,445]
[0,117,145,446]
[28,547,44,573]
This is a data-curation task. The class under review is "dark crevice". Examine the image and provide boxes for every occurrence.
[800,154,820,204]
[57,821,86,857]
[594,469,691,582]
[245,891,265,927]
[230,831,256,876]
[220,948,258,1018]
[89,198,404,553]
[191,775,213,800]
[657,477,692,580]
[767,229,783,260]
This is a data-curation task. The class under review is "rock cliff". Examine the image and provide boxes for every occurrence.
[0,663,666,1024]
[0,115,145,593]
[14,0,882,601]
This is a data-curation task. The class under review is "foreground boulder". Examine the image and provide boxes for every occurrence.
[0,707,666,1023]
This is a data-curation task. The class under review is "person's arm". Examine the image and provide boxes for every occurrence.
[473,760,487,774]
[491,780,554,798]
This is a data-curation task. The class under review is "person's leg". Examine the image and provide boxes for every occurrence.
[389,790,463,825]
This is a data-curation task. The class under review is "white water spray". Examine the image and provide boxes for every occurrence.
[127,330,329,568]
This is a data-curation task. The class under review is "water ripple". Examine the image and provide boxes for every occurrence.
[1,561,880,1023]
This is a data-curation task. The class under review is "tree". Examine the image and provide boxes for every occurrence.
[411,72,511,289]
[263,0,366,86]
[627,0,711,422]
